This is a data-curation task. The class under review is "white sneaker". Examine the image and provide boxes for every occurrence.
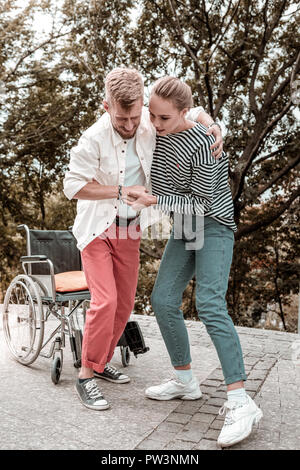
[145,376,202,401]
[217,395,263,448]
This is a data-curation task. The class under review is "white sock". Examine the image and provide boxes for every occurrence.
[227,387,248,405]
[174,368,193,383]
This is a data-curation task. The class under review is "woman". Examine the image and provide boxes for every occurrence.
[126,76,263,448]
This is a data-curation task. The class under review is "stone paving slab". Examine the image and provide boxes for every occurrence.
[0,308,299,451]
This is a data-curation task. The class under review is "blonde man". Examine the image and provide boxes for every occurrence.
[63,67,223,411]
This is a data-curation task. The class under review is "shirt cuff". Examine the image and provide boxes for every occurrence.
[63,179,88,200]
[186,106,205,122]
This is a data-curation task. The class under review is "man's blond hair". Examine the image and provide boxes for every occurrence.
[105,67,144,108]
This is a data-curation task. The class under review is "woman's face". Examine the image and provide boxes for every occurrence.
[149,94,187,136]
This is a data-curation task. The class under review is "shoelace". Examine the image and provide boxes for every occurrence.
[84,379,104,400]
[105,365,120,378]
[219,401,243,426]
[162,376,184,386]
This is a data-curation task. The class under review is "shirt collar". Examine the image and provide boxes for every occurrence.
[110,122,123,147]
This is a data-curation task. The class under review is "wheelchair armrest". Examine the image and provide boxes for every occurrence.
[20,255,56,301]
[20,255,48,262]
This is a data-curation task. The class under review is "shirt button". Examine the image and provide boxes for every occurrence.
[93,233,95,236]
[122,150,125,153]
[120,170,123,173]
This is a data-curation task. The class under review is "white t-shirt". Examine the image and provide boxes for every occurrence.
[117,136,146,219]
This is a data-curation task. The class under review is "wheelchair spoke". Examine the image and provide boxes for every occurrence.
[3,276,44,365]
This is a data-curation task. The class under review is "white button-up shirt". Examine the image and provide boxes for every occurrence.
[63,106,203,251]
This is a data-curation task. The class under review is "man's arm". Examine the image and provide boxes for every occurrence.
[74,180,147,200]
[186,106,223,158]
[63,133,101,200]
[195,110,223,159]
[73,180,118,200]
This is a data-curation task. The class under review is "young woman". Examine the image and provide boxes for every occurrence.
[126,76,263,448]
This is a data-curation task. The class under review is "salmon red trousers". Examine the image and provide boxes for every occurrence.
[80,222,142,373]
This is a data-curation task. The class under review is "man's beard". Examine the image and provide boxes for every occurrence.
[116,128,137,139]
[112,123,139,140]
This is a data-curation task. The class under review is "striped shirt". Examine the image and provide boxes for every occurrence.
[151,123,237,231]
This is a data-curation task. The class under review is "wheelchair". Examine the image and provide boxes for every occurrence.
[2,225,149,384]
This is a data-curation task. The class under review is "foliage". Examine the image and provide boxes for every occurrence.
[0,0,299,330]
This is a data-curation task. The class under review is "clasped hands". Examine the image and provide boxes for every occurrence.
[122,185,156,211]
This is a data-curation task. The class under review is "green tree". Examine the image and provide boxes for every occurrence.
[125,0,300,329]
[0,0,299,330]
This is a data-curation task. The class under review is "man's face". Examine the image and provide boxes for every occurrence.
[103,98,143,139]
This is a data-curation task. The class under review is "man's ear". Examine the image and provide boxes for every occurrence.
[103,100,109,112]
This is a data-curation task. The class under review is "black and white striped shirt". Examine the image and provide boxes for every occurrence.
[151,123,237,232]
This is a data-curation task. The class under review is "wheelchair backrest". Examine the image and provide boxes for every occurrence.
[27,229,82,275]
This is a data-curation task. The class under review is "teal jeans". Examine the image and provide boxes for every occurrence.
[151,216,247,385]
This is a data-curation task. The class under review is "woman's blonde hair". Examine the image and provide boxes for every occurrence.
[151,76,193,110]
[105,67,144,108]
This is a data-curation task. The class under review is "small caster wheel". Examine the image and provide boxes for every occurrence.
[120,345,130,367]
[51,356,62,384]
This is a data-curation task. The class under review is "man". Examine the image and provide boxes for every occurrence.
[63,67,223,411]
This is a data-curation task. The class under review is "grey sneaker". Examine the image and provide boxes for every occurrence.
[75,378,110,410]
[94,364,130,384]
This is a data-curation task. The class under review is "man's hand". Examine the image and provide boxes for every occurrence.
[206,124,223,159]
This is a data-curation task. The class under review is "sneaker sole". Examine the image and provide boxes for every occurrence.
[94,374,130,384]
[145,391,202,401]
[217,408,263,448]
[74,385,110,411]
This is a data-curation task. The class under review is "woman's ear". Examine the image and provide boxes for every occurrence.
[181,107,189,119]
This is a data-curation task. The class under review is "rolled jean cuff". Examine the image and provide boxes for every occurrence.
[224,373,247,386]
[81,358,106,374]
[171,355,192,367]
[171,358,192,368]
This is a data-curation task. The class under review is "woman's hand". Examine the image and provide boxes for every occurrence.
[126,193,157,211]
[206,124,223,159]
[122,185,148,203]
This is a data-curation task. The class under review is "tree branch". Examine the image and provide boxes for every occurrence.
[253,145,288,166]
[249,0,289,116]
[207,0,242,62]
[167,0,206,74]
[4,30,72,82]
[265,54,298,105]
[235,187,300,240]
[139,244,161,259]
[233,99,294,202]
[255,155,300,198]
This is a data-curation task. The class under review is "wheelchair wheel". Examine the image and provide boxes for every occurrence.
[51,356,62,384]
[3,275,44,365]
[120,345,130,367]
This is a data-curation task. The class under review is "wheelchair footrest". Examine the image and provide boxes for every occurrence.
[122,321,149,357]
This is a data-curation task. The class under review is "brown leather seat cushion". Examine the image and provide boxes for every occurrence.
[54,271,88,292]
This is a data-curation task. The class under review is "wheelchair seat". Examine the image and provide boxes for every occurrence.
[42,290,91,302]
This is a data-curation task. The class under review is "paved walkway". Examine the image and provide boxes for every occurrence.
[0,310,299,450]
